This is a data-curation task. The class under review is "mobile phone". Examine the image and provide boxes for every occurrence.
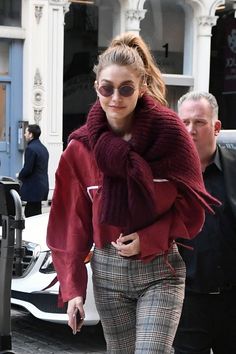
[72,309,83,335]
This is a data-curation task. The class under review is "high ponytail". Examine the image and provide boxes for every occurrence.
[94,32,167,106]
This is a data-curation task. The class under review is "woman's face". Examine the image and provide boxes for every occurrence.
[95,64,146,134]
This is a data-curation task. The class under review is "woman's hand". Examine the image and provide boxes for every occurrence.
[111,232,140,257]
[67,296,85,334]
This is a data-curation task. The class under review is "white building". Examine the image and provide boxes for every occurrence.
[0,0,235,197]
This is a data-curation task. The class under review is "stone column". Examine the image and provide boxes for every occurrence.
[119,0,147,34]
[46,0,69,197]
[22,0,69,198]
[125,8,146,34]
[194,15,218,91]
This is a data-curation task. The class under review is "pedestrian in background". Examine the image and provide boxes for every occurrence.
[18,124,49,218]
[47,33,219,353]
[173,91,236,354]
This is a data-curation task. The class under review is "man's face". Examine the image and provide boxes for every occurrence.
[178,98,221,161]
[24,128,33,142]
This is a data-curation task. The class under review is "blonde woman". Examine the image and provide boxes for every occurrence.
[47,33,219,353]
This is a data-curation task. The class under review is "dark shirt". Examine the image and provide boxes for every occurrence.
[178,147,236,293]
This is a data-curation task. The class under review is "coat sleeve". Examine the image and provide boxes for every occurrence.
[18,147,36,180]
[138,181,205,262]
[46,151,93,303]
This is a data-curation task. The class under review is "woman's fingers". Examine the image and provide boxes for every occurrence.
[111,233,140,256]
[67,296,85,334]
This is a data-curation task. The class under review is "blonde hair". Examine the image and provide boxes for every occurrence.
[178,91,219,121]
[94,32,167,106]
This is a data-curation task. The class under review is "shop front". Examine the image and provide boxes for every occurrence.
[0,1,24,177]
[1,0,231,194]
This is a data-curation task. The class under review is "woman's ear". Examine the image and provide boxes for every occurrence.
[94,81,100,99]
[94,80,98,93]
[139,83,147,98]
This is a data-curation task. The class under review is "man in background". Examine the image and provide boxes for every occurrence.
[18,124,49,217]
[173,91,236,354]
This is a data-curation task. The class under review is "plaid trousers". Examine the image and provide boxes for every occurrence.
[91,243,186,353]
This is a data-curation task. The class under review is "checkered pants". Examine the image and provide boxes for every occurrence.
[91,243,186,353]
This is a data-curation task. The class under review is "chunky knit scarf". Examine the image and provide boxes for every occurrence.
[69,94,219,233]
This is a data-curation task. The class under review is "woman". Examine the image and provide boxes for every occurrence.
[47,33,219,353]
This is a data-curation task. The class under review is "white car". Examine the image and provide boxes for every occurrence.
[10,212,100,325]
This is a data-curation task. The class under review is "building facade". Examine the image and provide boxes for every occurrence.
[0,0,234,197]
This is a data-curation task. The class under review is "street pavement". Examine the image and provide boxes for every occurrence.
[11,305,106,353]
[9,203,214,353]
[10,203,106,353]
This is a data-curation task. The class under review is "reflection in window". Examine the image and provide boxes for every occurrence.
[63,3,98,148]
[0,84,6,141]
[97,0,120,51]
[0,0,21,27]
[140,0,185,75]
[0,40,9,75]
[167,86,190,112]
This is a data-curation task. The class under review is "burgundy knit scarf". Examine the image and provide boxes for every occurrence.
[69,94,219,233]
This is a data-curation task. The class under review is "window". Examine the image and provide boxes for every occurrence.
[0,40,10,75]
[63,2,99,146]
[140,0,185,75]
[0,0,21,27]
[0,84,6,141]
[97,0,120,51]
[0,39,9,142]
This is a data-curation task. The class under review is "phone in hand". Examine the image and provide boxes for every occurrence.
[72,309,84,335]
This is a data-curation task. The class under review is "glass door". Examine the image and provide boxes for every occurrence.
[0,40,10,176]
[0,38,23,178]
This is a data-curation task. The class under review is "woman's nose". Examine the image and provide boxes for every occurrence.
[111,88,122,100]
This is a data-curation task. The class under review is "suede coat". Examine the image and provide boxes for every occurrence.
[47,95,219,303]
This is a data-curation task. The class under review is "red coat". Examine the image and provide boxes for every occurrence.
[47,139,205,303]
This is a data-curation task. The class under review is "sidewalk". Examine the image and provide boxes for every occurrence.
[42,200,51,214]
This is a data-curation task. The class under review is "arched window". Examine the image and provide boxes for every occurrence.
[141,0,185,75]
[140,0,193,109]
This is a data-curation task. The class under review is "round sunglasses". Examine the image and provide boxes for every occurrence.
[98,84,136,97]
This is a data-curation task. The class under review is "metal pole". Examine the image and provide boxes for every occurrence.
[10,190,24,277]
[0,216,15,354]
[0,184,24,354]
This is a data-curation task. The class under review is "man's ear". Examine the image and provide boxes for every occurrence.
[214,120,222,136]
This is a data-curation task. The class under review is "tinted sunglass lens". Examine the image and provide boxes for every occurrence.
[98,85,114,97]
[119,86,135,97]
[98,85,135,97]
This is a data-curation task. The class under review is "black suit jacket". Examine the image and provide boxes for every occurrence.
[19,139,49,202]
[178,145,236,293]
[219,146,236,219]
